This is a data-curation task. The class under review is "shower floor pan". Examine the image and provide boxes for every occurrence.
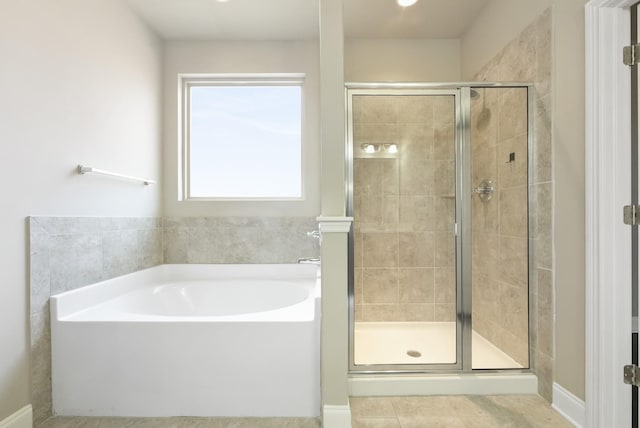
[354,321,523,369]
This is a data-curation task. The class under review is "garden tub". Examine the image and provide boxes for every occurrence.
[50,263,321,417]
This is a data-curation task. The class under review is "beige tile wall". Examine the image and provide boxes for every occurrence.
[352,89,533,365]
[472,8,553,400]
[353,95,457,323]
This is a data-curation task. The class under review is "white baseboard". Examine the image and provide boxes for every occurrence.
[322,404,352,428]
[552,383,585,428]
[0,406,32,428]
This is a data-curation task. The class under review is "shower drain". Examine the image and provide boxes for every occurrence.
[407,350,422,358]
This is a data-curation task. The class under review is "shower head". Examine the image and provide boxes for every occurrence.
[475,88,491,130]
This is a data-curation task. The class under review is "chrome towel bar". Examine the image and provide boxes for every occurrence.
[77,165,156,185]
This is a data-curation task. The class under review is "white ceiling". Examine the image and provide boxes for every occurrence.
[344,0,489,39]
[126,0,490,41]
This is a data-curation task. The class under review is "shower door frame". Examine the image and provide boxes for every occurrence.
[346,82,535,374]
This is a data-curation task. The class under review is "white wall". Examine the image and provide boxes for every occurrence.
[345,39,461,82]
[0,0,162,420]
[163,41,321,217]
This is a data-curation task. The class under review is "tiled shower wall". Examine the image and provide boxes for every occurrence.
[472,8,553,400]
[29,216,319,426]
[352,95,457,323]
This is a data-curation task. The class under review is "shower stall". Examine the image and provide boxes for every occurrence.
[347,83,532,374]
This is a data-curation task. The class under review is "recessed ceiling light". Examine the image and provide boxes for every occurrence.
[397,0,418,7]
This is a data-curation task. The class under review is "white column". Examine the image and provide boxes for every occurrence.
[319,0,351,426]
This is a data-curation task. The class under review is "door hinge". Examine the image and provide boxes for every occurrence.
[623,205,640,225]
[624,364,640,387]
[624,43,640,66]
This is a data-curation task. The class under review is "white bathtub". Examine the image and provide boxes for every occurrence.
[50,264,321,417]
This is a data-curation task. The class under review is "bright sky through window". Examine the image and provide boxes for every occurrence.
[188,84,302,199]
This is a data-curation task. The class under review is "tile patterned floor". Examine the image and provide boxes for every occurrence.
[350,395,573,428]
[39,395,572,428]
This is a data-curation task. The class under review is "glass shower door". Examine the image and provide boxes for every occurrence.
[470,86,530,370]
[347,84,533,374]
[349,89,460,370]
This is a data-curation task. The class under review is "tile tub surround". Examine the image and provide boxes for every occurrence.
[352,95,457,323]
[29,216,163,427]
[472,8,553,400]
[30,215,319,426]
[163,216,320,264]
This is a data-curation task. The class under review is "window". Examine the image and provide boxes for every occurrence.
[180,74,304,200]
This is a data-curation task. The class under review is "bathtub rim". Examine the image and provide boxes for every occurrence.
[50,263,321,323]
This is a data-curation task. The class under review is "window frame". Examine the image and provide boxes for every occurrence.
[179,73,306,201]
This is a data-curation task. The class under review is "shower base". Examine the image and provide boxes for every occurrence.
[354,321,523,369]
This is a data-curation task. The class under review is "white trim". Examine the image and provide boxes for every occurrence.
[585,1,634,427]
[348,373,538,397]
[322,404,352,428]
[0,406,32,428]
[553,383,586,428]
[178,72,306,83]
[178,73,306,202]
[317,216,354,233]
